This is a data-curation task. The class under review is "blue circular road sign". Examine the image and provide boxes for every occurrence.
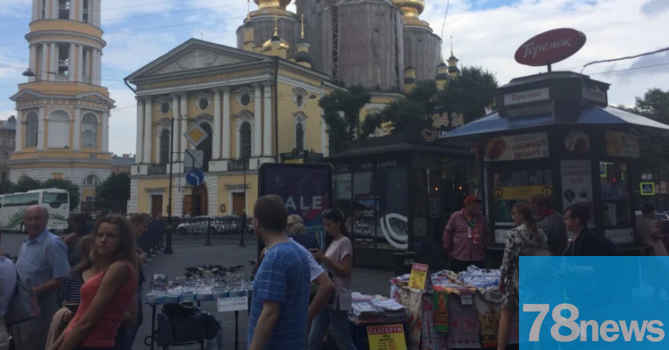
[185,168,205,186]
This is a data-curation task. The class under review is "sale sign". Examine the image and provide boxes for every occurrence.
[367,325,407,350]
[408,263,429,291]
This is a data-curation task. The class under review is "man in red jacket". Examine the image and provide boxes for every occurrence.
[443,195,489,273]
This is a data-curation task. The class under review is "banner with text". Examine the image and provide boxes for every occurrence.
[484,133,549,161]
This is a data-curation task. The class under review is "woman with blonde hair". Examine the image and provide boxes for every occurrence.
[288,214,319,250]
[50,216,139,350]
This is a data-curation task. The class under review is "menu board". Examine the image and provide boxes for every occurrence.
[560,160,594,228]
[605,131,639,158]
[484,133,549,161]
[353,195,376,247]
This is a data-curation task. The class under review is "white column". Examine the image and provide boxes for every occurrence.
[222,86,231,159]
[77,0,83,21]
[51,0,58,18]
[37,107,45,150]
[29,45,37,82]
[143,96,153,162]
[73,107,81,150]
[135,98,144,163]
[212,87,222,160]
[102,112,109,152]
[252,82,262,157]
[95,0,101,27]
[90,49,100,85]
[262,81,272,156]
[170,93,180,161]
[49,42,57,81]
[68,44,75,82]
[76,44,83,83]
[15,111,23,152]
[32,0,38,20]
[40,43,48,81]
[69,0,76,20]
[96,50,102,85]
[180,92,188,157]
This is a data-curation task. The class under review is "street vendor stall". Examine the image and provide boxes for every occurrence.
[390,266,517,350]
[442,29,669,262]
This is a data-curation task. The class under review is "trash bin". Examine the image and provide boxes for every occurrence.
[392,251,417,277]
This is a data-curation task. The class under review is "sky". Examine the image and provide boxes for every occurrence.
[0,0,668,156]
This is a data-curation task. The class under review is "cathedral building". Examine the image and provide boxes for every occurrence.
[126,0,460,217]
[9,0,114,207]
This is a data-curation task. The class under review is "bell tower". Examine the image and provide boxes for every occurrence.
[9,0,114,207]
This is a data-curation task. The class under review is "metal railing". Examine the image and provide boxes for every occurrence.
[229,159,247,171]
[148,164,167,175]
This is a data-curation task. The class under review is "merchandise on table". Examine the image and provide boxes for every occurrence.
[145,273,252,305]
[348,293,407,324]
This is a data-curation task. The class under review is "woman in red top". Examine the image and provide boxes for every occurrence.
[51,215,138,350]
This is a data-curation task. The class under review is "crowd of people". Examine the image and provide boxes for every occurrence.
[0,207,149,350]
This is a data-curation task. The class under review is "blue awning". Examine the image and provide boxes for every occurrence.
[444,106,669,139]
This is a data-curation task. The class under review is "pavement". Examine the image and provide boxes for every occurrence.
[1,233,394,350]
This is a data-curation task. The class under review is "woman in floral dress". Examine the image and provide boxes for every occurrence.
[497,203,549,350]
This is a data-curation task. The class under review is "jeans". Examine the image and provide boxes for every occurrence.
[0,317,8,350]
[307,308,357,350]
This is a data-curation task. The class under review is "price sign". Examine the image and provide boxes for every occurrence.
[408,263,428,290]
[367,325,407,350]
[217,296,248,312]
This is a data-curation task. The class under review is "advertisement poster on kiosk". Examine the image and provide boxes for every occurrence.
[258,163,333,255]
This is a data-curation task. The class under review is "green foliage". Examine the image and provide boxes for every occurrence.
[436,66,499,123]
[320,85,372,154]
[42,179,81,210]
[95,172,131,214]
[14,176,42,193]
[618,88,669,180]
[362,67,499,134]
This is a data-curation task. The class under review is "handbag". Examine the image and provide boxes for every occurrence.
[4,273,41,326]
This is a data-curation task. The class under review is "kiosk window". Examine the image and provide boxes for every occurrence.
[600,162,631,228]
[493,169,553,225]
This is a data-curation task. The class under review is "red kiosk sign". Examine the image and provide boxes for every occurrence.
[515,28,587,67]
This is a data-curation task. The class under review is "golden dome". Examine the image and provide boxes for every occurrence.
[254,0,292,10]
[262,36,291,53]
[392,0,424,19]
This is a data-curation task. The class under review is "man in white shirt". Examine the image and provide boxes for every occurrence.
[290,237,334,329]
[0,232,17,350]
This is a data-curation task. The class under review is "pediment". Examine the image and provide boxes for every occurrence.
[130,39,268,80]
[10,89,42,102]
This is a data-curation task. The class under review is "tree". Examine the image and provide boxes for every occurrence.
[617,88,669,180]
[436,66,499,123]
[362,67,499,134]
[95,172,131,214]
[0,181,14,195]
[320,85,372,154]
[42,178,81,210]
[14,176,42,193]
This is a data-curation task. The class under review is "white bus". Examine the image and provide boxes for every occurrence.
[0,188,70,232]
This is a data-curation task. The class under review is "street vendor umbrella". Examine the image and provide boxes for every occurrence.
[442,106,669,139]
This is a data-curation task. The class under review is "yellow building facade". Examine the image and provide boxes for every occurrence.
[9,0,114,206]
[127,0,458,217]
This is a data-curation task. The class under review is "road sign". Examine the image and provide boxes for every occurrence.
[640,182,655,196]
[185,149,204,169]
[184,123,208,147]
[185,168,205,187]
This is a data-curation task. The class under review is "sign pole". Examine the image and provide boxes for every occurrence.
[240,155,246,248]
[165,117,175,254]
[547,63,552,72]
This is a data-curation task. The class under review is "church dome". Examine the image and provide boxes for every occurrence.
[391,0,424,20]
[254,0,292,10]
[262,35,291,53]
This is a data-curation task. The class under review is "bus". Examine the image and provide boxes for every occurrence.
[0,188,70,232]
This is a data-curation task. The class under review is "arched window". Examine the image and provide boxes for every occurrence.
[81,113,98,148]
[240,122,252,160]
[83,174,100,186]
[24,111,38,148]
[47,110,70,148]
[296,123,305,152]
[159,129,170,164]
[196,123,212,172]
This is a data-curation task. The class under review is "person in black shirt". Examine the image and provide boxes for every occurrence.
[563,205,616,256]
[63,214,91,267]
[288,214,319,250]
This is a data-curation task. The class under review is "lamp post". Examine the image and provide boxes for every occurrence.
[164,116,176,254]
[239,155,247,247]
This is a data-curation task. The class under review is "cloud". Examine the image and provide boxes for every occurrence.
[641,0,669,16]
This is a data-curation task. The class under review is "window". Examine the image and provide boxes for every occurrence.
[295,123,304,152]
[492,169,553,226]
[82,113,98,148]
[160,102,171,114]
[240,94,251,106]
[25,111,38,148]
[57,44,70,79]
[296,95,304,108]
[82,0,89,23]
[2,139,7,147]
[41,0,46,19]
[83,174,100,186]
[159,129,170,164]
[58,0,70,19]
[240,122,252,160]
[195,93,211,111]
[2,153,8,162]
[43,191,68,208]
[198,98,209,110]
[600,162,631,228]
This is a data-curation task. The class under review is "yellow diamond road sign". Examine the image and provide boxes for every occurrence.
[184,123,208,147]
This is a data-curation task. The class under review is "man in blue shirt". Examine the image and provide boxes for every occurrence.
[12,205,70,350]
[248,195,311,350]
